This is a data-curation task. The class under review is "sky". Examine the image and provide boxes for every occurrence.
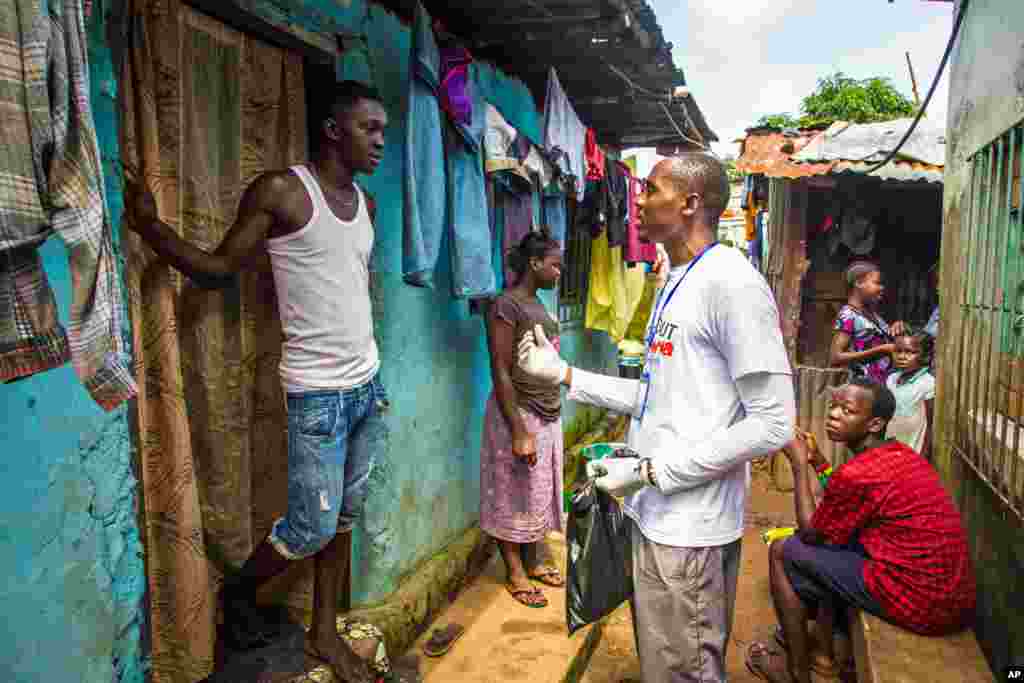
[626,0,954,176]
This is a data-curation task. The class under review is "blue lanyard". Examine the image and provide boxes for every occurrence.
[638,243,717,424]
[645,243,718,347]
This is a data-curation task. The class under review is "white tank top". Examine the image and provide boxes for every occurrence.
[266,165,380,392]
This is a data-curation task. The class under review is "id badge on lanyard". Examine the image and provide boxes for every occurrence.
[634,243,717,426]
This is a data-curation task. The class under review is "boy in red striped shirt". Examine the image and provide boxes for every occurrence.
[747,377,976,683]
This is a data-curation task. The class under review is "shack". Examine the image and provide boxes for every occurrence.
[738,119,945,465]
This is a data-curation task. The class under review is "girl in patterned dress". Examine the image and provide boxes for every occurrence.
[829,261,907,384]
[481,229,566,608]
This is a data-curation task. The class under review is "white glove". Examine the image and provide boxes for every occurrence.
[587,456,647,498]
[517,324,569,385]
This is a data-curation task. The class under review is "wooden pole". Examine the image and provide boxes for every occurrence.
[906,51,922,107]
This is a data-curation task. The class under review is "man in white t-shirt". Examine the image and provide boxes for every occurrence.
[518,154,795,682]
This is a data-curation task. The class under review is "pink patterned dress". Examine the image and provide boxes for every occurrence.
[480,294,565,543]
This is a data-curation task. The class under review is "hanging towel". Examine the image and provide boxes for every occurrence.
[444,64,495,298]
[403,1,447,288]
[542,67,586,201]
[0,0,136,410]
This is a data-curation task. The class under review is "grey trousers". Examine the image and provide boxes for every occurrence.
[630,520,743,683]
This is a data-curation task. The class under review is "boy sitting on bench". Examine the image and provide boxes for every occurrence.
[747,378,976,683]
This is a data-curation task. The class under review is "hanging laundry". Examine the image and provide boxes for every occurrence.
[585,232,646,343]
[403,2,447,288]
[444,63,494,299]
[0,0,136,410]
[494,172,534,286]
[624,173,657,265]
[484,104,531,180]
[606,159,629,248]
[438,45,473,129]
[542,67,587,201]
[542,184,568,247]
[585,129,606,180]
[576,179,609,239]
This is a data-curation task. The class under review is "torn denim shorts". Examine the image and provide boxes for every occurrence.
[269,373,390,560]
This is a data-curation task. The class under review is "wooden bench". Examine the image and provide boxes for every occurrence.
[849,610,994,683]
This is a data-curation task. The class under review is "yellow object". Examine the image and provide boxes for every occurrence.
[761,527,797,545]
[586,233,647,342]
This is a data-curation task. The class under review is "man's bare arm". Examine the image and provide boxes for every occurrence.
[124,172,291,289]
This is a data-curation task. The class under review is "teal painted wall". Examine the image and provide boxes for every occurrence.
[221,0,616,603]
[0,5,147,682]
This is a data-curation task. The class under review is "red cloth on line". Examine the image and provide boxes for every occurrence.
[585,128,606,180]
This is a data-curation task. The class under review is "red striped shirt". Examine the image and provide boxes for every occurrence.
[811,440,976,634]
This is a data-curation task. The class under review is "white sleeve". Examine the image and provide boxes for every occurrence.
[714,274,791,380]
[651,372,795,494]
[566,367,641,416]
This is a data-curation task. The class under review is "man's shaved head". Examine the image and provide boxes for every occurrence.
[655,153,730,216]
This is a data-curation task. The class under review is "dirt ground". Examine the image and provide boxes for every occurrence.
[582,461,797,683]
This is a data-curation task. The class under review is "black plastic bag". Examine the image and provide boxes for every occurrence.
[565,481,633,635]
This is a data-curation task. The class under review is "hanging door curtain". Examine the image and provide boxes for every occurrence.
[0,0,136,409]
[119,1,308,680]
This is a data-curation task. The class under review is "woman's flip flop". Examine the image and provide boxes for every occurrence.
[505,583,548,608]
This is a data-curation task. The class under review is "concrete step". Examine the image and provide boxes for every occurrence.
[415,532,604,683]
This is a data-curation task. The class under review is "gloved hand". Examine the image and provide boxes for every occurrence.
[517,324,569,385]
[587,452,647,498]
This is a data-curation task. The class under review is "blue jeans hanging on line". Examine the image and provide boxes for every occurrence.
[444,65,495,298]
[402,1,446,288]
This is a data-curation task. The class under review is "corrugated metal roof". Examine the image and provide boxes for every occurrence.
[735,131,833,178]
[832,159,944,183]
[737,119,945,184]
[377,0,717,147]
[793,119,945,167]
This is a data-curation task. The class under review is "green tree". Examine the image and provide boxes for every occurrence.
[754,113,801,129]
[751,73,916,130]
[798,72,915,126]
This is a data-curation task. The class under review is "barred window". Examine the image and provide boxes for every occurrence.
[559,204,591,324]
[953,121,1024,517]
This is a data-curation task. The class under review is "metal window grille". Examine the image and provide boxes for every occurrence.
[953,121,1024,518]
[559,214,591,325]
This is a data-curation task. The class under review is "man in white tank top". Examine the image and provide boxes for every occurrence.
[124,81,387,682]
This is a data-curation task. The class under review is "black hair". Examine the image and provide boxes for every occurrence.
[894,328,935,366]
[315,80,384,136]
[508,227,560,277]
[848,377,896,424]
[662,153,731,215]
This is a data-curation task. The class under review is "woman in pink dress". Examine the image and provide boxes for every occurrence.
[481,229,565,608]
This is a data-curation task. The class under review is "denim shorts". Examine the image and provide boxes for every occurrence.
[269,373,390,560]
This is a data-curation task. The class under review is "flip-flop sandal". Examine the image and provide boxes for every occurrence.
[505,583,548,608]
[529,566,565,587]
[773,625,841,678]
[422,624,466,658]
[745,641,795,683]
